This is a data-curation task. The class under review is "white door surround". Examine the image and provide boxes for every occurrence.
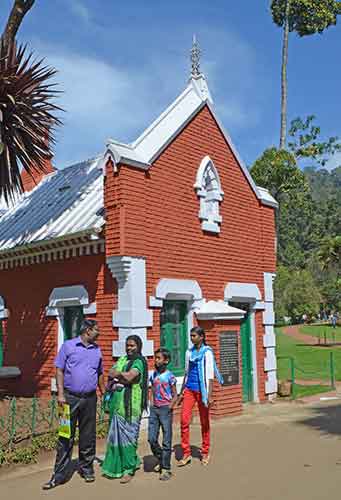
[224,282,262,403]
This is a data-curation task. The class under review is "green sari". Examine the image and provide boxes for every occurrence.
[101,356,145,478]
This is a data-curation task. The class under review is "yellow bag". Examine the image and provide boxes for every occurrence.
[58,403,71,439]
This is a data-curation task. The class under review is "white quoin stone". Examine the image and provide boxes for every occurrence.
[263,272,277,398]
[106,256,154,356]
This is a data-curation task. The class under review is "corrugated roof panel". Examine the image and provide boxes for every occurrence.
[0,156,105,252]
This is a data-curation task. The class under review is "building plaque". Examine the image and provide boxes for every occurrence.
[219,331,239,386]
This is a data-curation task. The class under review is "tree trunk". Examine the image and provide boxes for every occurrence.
[279,0,290,150]
[1,0,35,53]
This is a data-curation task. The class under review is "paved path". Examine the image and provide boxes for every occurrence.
[282,325,319,345]
[282,324,341,347]
[2,401,341,500]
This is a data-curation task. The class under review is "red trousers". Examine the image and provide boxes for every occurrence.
[181,388,210,457]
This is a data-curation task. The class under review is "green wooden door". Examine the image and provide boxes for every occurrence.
[0,322,3,367]
[160,301,188,376]
[240,314,253,402]
[63,306,84,341]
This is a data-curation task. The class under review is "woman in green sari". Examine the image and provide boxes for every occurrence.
[102,335,148,484]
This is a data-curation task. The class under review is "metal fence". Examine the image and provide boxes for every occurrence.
[277,352,336,399]
[0,396,107,449]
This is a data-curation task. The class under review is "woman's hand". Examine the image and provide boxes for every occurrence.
[176,393,184,407]
[208,395,214,408]
[108,368,120,379]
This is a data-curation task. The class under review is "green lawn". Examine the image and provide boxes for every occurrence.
[300,324,341,342]
[276,328,340,383]
[293,384,333,398]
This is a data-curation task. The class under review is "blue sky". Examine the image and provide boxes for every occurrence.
[1,0,340,170]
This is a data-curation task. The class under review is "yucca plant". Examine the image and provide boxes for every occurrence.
[0,40,62,203]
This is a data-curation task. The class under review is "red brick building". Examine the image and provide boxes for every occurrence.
[0,66,277,417]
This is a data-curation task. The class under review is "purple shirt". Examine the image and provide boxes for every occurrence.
[55,337,103,393]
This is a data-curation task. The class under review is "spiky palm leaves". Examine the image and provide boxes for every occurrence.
[0,40,62,202]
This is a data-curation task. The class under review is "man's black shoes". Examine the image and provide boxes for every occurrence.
[83,475,95,483]
[42,472,95,490]
[42,479,58,490]
[78,470,95,483]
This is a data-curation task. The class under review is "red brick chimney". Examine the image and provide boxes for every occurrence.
[20,157,55,193]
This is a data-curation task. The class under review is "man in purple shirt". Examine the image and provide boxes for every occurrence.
[43,319,105,490]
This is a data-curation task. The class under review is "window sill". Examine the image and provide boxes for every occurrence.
[0,366,21,379]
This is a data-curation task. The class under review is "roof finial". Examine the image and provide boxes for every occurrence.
[190,34,201,78]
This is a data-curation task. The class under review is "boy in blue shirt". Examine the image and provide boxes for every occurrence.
[148,348,177,481]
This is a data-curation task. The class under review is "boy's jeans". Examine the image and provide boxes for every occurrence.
[148,405,173,470]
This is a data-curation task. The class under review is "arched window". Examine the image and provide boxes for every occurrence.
[194,156,224,233]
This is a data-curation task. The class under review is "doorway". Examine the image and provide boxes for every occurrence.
[230,302,254,402]
[160,300,188,376]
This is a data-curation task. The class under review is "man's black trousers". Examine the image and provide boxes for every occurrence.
[53,391,97,483]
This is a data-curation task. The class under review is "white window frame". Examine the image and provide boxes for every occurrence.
[0,295,9,320]
[194,156,224,233]
[45,285,96,393]
[45,285,96,351]
[150,278,204,390]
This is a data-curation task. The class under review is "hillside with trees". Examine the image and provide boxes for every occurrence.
[251,126,341,322]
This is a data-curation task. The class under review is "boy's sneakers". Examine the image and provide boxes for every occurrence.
[153,463,161,473]
[160,470,172,481]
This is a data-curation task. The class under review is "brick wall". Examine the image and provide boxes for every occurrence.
[20,159,55,193]
[0,254,117,396]
[105,105,276,406]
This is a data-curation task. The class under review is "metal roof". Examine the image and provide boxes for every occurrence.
[0,156,104,253]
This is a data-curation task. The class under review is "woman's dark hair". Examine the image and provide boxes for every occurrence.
[79,319,97,334]
[190,326,206,345]
[155,348,171,362]
[123,335,148,422]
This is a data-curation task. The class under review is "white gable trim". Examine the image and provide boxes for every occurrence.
[106,75,278,210]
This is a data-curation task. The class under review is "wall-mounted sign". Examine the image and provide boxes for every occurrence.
[219,331,239,386]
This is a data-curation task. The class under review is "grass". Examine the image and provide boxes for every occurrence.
[299,324,341,342]
[276,328,340,383]
[293,385,332,398]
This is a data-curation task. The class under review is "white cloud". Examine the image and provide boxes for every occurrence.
[70,1,92,24]
[325,151,341,172]
[31,27,264,167]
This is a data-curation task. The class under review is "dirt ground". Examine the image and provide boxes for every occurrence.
[2,399,341,500]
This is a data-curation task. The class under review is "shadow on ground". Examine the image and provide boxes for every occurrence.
[143,444,201,472]
[298,404,341,437]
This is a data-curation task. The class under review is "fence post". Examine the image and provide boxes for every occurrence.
[31,396,37,436]
[99,397,105,425]
[9,397,17,446]
[50,395,57,430]
[330,351,336,390]
[290,357,296,399]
